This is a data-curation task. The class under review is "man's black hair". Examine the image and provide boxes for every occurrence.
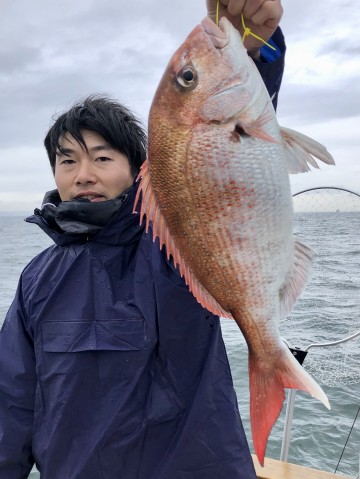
[44,95,147,177]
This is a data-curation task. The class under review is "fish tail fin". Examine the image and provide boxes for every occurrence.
[249,345,330,466]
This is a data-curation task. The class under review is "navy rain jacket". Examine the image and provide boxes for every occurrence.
[0,30,285,479]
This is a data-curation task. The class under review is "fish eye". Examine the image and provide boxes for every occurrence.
[176,65,198,89]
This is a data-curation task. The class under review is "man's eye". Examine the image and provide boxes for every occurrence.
[60,159,75,165]
[96,156,111,162]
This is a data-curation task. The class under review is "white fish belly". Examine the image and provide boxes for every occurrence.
[187,127,294,334]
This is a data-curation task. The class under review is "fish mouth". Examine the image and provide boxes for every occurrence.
[201,16,230,49]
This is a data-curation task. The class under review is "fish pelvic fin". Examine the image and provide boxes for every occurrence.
[280,126,335,174]
[134,160,233,319]
[279,236,314,319]
[249,344,330,466]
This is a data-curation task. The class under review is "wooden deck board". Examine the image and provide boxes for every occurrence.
[252,455,352,479]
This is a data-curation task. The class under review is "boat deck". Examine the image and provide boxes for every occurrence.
[252,455,352,479]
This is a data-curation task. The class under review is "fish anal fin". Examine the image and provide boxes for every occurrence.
[279,236,314,319]
[280,126,335,174]
[249,345,330,466]
[134,160,233,320]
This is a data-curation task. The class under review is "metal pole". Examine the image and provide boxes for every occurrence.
[306,329,360,350]
[305,332,360,476]
[280,389,297,461]
[279,331,360,463]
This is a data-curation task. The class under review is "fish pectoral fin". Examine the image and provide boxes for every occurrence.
[280,126,335,174]
[249,345,330,466]
[238,104,280,144]
[279,236,314,319]
[134,160,233,320]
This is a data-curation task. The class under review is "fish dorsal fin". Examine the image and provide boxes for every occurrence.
[279,236,314,319]
[280,126,335,174]
[134,160,233,319]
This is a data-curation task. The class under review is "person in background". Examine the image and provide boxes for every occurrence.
[0,1,284,478]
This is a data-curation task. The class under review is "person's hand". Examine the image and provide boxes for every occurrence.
[206,0,283,57]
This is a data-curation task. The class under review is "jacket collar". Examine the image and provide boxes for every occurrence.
[26,182,144,247]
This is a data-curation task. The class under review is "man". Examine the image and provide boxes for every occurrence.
[0,1,284,478]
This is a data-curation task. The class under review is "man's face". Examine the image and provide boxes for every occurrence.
[54,130,134,202]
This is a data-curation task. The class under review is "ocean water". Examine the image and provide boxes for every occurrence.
[0,209,359,478]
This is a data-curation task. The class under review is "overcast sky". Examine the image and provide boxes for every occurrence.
[0,0,359,212]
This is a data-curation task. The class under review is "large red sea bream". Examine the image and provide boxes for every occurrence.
[135,17,334,465]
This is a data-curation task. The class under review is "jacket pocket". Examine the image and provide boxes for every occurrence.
[41,319,146,352]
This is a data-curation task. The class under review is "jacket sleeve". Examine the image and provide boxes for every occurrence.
[253,27,286,111]
[0,279,36,478]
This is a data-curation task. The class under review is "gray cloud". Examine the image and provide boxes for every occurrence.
[318,41,360,58]
[0,45,42,75]
[1,0,359,210]
[278,79,360,126]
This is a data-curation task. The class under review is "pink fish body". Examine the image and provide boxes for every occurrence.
[135,17,334,465]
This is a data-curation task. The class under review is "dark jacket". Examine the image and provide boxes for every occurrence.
[0,30,285,479]
[0,186,255,479]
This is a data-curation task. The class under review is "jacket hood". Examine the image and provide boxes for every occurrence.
[26,182,144,247]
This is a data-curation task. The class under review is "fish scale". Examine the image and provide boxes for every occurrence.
[135,15,335,465]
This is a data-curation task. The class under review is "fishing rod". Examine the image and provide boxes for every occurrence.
[334,405,360,475]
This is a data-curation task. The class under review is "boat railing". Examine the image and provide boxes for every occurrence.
[281,332,360,477]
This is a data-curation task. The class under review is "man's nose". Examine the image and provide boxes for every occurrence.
[75,161,97,185]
